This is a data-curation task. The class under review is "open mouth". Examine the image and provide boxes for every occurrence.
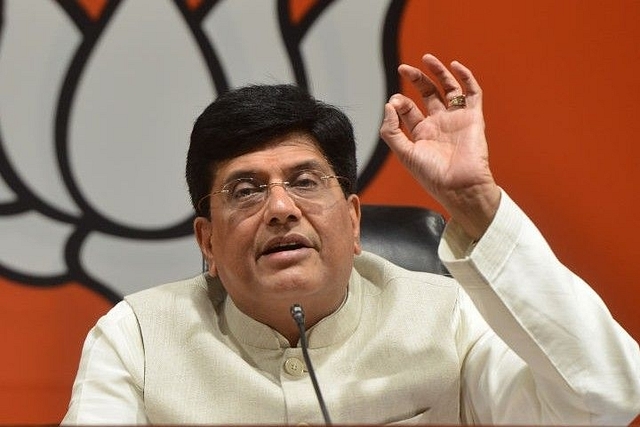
[262,242,306,255]
[261,235,313,258]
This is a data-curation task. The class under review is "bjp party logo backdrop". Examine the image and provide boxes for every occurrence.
[0,0,405,421]
[0,0,403,300]
[3,0,640,424]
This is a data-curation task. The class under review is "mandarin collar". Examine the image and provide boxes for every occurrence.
[210,270,363,350]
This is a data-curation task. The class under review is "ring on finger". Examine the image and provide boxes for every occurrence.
[447,94,467,109]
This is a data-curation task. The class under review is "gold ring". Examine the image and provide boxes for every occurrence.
[448,95,467,109]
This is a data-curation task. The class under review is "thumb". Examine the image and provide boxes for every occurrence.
[379,102,413,157]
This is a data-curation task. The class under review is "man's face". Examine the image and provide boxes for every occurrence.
[194,133,361,320]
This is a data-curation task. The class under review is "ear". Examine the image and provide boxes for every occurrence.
[347,194,362,255]
[193,216,217,276]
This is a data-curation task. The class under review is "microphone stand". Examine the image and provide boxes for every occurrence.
[290,304,332,425]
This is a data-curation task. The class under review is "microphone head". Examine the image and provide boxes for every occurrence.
[290,303,305,324]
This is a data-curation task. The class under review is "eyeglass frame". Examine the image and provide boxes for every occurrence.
[196,169,351,217]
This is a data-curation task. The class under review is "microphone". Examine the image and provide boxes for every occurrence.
[290,304,332,425]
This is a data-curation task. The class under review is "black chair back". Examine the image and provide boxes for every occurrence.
[360,205,449,275]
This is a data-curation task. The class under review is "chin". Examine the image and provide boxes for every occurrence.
[266,277,318,293]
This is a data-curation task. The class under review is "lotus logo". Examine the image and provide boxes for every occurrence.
[0,0,404,302]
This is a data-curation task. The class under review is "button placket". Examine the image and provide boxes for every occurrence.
[281,348,318,425]
[284,356,307,377]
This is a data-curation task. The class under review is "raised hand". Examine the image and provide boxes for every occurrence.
[380,54,501,240]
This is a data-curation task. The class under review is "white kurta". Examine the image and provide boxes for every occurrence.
[62,192,640,424]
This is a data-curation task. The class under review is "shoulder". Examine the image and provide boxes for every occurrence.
[353,252,470,342]
[124,274,224,316]
[354,250,459,298]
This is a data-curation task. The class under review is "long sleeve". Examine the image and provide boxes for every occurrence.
[61,301,148,425]
[440,190,640,425]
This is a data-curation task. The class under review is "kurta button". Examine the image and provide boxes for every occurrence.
[284,357,306,376]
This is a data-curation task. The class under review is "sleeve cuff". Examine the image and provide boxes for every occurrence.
[438,189,525,284]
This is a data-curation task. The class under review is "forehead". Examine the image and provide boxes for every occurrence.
[214,133,331,182]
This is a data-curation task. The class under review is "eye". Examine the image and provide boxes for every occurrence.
[289,170,323,191]
[227,178,264,200]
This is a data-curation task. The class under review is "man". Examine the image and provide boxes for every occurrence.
[62,54,640,424]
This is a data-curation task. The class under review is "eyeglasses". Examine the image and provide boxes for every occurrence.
[198,169,350,216]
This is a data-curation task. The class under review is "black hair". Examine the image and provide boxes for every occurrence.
[186,84,357,217]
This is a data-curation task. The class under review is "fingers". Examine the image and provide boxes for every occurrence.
[381,53,483,152]
[449,60,482,107]
[396,54,482,112]
[421,54,465,109]
[379,102,413,156]
[397,63,445,113]
[387,92,425,135]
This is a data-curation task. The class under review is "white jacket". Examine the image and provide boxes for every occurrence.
[62,192,640,424]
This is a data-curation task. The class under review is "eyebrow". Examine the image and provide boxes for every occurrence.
[221,160,331,184]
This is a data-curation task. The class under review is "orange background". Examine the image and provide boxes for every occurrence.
[1,0,638,423]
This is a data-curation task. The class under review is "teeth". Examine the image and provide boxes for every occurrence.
[266,242,303,254]
[278,243,298,248]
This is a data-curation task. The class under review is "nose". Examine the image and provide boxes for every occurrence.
[262,183,301,225]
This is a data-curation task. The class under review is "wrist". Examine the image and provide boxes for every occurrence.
[443,184,501,242]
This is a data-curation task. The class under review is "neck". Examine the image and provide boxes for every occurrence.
[237,291,347,347]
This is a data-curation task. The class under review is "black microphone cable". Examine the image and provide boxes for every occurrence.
[290,304,332,425]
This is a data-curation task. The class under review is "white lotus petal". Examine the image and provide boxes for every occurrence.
[0,0,81,215]
[202,0,294,87]
[81,232,202,296]
[69,0,214,229]
[302,0,391,175]
[0,211,73,276]
[0,177,17,203]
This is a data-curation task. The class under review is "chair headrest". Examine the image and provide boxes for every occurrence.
[359,205,449,275]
